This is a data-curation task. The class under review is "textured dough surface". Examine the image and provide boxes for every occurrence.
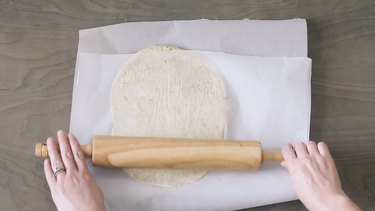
[110,46,227,187]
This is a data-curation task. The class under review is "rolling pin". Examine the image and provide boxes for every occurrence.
[35,136,283,170]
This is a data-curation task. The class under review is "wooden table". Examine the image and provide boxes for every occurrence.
[0,1,374,210]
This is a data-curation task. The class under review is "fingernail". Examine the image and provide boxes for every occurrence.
[57,130,64,136]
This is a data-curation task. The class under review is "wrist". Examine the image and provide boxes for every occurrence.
[327,193,361,211]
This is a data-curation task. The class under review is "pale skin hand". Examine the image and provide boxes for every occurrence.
[281,141,361,211]
[44,130,105,211]
[43,132,361,211]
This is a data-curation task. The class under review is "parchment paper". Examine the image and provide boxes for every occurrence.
[78,19,307,56]
[70,19,311,211]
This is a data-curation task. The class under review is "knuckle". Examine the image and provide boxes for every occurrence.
[63,152,71,159]
[81,171,91,181]
[301,157,312,165]
[315,156,325,164]
[76,151,82,159]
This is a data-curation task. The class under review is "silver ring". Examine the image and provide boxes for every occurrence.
[54,166,66,177]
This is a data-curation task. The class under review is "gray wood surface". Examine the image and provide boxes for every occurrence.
[0,0,374,210]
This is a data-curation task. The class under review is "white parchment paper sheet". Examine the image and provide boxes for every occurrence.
[71,51,311,211]
[78,19,307,56]
[70,19,310,211]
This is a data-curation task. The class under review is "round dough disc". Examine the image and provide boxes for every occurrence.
[110,45,227,187]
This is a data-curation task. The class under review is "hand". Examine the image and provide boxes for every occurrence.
[44,130,105,211]
[281,141,361,211]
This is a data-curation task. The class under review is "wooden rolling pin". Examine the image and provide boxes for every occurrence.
[35,136,283,170]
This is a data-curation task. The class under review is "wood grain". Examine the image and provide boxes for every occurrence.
[0,0,374,210]
[34,137,283,170]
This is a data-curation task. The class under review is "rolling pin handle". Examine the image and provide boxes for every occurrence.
[261,150,284,163]
[35,143,48,157]
[34,143,92,158]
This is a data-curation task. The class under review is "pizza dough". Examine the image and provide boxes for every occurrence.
[110,45,227,187]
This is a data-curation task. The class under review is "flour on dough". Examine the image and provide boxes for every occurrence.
[110,45,227,187]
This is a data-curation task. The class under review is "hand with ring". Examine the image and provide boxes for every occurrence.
[44,130,105,211]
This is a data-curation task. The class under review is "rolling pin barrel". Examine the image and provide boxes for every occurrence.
[35,136,283,170]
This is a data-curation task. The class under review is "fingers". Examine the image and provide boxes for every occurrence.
[44,158,56,187]
[282,144,296,162]
[68,133,88,171]
[283,141,331,159]
[46,137,65,180]
[306,141,319,155]
[57,130,77,172]
[294,142,309,158]
[283,141,320,161]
